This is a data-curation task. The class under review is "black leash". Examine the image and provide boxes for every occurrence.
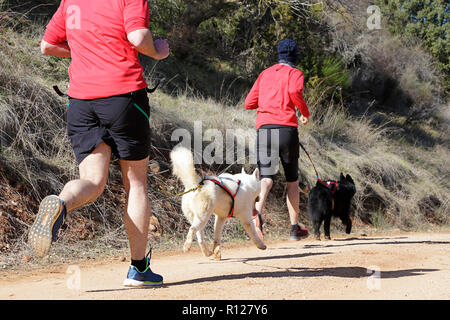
[299,140,339,201]
[53,85,68,98]
[298,140,320,181]
[145,77,165,93]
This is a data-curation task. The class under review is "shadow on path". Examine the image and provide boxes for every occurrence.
[303,239,450,249]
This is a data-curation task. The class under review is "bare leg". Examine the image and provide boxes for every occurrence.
[254,177,273,229]
[29,142,111,257]
[241,215,266,250]
[120,157,150,261]
[59,142,111,211]
[286,180,300,225]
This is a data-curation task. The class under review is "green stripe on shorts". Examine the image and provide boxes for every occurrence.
[133,103,149,121]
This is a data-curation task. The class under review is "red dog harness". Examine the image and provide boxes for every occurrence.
[318,179,339,195]
[200,176,241,218]
[317,179,339,210]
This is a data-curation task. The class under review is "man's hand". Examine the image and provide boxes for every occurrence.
[300,115,309,125]
[153,39,170,60]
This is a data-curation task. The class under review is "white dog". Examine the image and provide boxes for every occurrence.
[170,146,266,260]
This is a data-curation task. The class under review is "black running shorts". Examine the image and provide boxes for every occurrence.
[66,89,151,164]
[256,124,299,182]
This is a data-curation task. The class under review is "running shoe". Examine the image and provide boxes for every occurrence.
[28,195,66,257]
[256,211,264,235]
[289,224,309,241]
[123,254,163,287]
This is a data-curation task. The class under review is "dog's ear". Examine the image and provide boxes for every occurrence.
[340,172,345,181]
[253,168,260,180]
[346,174,355,185]
[241,167,246,174]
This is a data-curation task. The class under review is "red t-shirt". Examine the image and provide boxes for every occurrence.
[244,64,310,129]
[43,0,150,99]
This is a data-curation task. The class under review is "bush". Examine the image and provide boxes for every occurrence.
[376,0,449,92]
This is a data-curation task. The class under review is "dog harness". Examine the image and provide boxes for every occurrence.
[318,179,339,196]
[200,176,241,218]
[318,179,339,210]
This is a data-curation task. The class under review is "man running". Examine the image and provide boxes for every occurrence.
[28,0,169,287]
[245,39,310,241]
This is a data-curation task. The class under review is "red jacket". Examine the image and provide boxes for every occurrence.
[244,64,309,129]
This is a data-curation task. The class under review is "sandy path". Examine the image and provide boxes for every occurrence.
[1,233,449,300]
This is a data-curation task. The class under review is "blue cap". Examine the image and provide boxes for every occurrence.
[277,39,299,65]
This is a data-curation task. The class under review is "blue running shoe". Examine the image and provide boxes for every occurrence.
[28,195,67,257]
[123,256,163,287]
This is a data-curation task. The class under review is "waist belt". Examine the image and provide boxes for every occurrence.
[52,77,165,98]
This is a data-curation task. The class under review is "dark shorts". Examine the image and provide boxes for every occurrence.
[67,89,151,164]
[256,124,299,182]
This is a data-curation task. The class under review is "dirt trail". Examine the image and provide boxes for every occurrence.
[1,232,449,300]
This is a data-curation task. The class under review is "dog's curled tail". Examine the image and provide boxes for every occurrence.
[170,146,201,190]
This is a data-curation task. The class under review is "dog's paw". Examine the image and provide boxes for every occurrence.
[183,242,192,252]
[315,235,321,241]
[202,248,213,257]
[213,250,221,260]
[212,246,222,260]
[325,236,331,240]
[199,243,212,257]
[204,250,213,257]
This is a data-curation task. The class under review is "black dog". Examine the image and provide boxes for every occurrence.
[307,173,356,240]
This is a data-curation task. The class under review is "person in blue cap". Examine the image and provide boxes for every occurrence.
[245,39,310,240]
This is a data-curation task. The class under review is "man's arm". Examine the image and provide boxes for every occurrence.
[244,75,261,110]
[127,29,169,60]
[289,70,310,125]
[41,40,71,57]
[41,0,68,57]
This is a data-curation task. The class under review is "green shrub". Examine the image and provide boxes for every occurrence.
[376,0,449,92]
